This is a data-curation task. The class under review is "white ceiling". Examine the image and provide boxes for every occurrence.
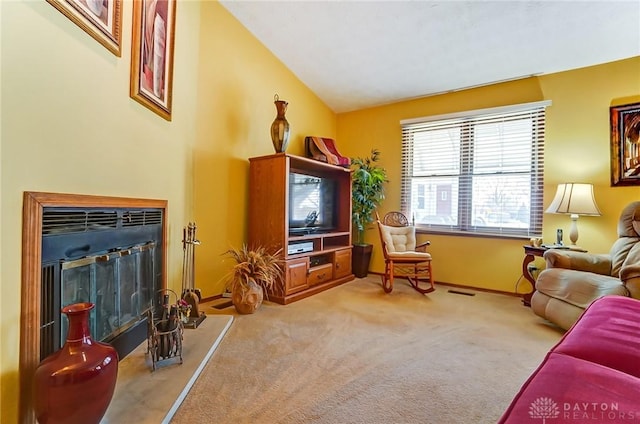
[220,1,640,113]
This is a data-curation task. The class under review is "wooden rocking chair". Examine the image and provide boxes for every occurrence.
[376,212,435,294]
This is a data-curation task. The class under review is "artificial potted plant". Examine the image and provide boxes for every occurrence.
[350,149,388,278]
[223,245,283,314]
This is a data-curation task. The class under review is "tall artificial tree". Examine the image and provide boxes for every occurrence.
[351,149,388,245]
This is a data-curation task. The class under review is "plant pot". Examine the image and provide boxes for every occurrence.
[232,278,264,314]
[352,244,373,278]
[33,302,118,424]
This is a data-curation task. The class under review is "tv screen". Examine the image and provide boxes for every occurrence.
[289,172,336,234]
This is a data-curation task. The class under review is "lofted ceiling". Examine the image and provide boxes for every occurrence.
[220,1,640,113]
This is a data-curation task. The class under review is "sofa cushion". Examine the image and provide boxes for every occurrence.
[535,268,629,309]
[501,294,640,423]
[552,295,640,378]
[498,353,640,423]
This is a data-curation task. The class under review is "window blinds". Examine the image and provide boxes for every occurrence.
[400,101,551,237]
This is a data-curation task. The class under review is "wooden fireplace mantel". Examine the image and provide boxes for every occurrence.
[19,192,168,424]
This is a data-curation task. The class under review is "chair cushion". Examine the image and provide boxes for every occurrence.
[379,223,417,252]
[535,268,628,309]
[386,251,432,260]
[609,237,640,277]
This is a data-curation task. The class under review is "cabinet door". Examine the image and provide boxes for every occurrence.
[285,257,309,294]
[334,248,352,279]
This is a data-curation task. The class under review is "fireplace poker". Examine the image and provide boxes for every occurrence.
[181,222,206,328]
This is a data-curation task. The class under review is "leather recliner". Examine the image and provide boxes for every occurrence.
[532,201,640,330]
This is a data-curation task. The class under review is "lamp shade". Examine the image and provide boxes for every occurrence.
[545,183,601,216]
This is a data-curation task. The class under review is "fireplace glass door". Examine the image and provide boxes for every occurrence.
[60,242,156,347]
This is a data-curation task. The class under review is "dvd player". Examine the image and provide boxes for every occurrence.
[287,241,314,255]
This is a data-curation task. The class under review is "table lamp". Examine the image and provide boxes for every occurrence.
[545,183,601,245]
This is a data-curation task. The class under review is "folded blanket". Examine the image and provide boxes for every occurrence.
[305,136,350,167]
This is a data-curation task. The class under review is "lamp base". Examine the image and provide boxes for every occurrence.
[569,214,579,245]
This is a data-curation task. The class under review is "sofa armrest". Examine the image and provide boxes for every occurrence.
[543,249,611,275]
[620,265,640,299]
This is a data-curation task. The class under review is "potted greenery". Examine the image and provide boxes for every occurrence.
[223,245,283,314]
[350,149,388,278]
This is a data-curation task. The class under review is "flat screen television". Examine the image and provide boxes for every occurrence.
[289,172,337,235]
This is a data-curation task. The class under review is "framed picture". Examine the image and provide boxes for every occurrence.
[47,0,122,57]
[611,102,640,186]
[130,0,176,121]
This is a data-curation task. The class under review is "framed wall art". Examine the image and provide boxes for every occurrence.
[47,0,122,57]
[130,0,177,121]
[611,102,640,186]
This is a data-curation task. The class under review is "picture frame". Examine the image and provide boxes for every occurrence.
[47,0,122,57]
[610,102,640,186]
[130,0,177,121]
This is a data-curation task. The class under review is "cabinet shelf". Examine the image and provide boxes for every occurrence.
[288,230,350,242]
[249,153,354,304]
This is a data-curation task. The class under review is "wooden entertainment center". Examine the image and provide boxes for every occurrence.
[249,153,354,304]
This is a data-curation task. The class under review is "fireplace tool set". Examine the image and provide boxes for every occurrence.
[181,222,206,329]
[147,289,183,371]
[146,222,207,370]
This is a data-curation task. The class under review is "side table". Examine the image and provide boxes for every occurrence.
[521,245,548,306]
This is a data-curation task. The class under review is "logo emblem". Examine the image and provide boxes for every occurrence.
[529,397,560,422]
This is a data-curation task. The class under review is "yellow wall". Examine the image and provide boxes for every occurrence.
[0,1,334,422]
[541,58,640,241]
[192,2,336,295]
[337,56,640,293]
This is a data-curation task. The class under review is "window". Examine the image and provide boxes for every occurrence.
[400,101,551,237]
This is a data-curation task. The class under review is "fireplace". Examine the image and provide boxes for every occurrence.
[40,207,163,361]
[20,192,168,424]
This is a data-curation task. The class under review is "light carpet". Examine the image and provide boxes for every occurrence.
[172,277,563,423]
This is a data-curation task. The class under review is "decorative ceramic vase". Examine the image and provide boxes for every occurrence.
[33,302,118,424]
[270,94,290,153]
[232,278,264,314]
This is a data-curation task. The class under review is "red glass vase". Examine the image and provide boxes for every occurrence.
[33,302,119,424]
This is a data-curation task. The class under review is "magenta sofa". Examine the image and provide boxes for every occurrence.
[499,295,640,423]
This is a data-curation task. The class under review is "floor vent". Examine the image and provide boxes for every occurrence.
[448,289,476,296]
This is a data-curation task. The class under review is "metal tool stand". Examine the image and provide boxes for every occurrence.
[147,289,184,371]
[181,222,206,329]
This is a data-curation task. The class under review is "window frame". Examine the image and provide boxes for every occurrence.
[400,101,551,238]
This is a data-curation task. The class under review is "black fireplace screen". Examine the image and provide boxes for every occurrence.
[60,243,155,344]
[40,207,163,361]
